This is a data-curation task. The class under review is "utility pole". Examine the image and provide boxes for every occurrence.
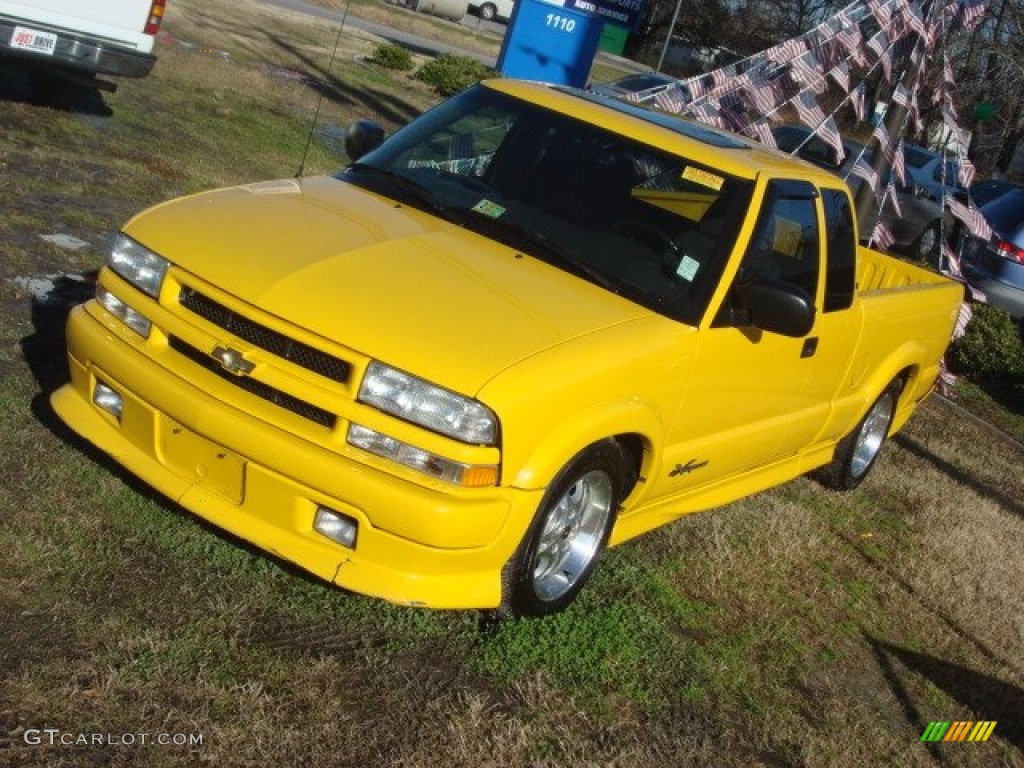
[656,0,684,72]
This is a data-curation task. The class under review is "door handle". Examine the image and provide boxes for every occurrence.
[801,337,819,358]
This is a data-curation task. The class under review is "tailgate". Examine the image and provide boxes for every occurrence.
[0,0,155,49]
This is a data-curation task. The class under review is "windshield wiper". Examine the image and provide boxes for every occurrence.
[343,162,455,222]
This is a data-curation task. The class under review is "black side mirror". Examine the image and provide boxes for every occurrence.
[735,279,816,337]
[344,120,386,161]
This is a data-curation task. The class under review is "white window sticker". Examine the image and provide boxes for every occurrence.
[676,255,700,281]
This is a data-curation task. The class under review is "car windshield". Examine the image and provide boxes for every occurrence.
[339,84,754,326]
[981,188,1024,244]
[903,145,936,168]
[615,74,673,91]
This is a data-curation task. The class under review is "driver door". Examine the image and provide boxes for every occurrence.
[654,179,829,493]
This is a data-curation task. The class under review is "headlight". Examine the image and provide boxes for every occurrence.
[109,234,170,298]
[358,361,497,445]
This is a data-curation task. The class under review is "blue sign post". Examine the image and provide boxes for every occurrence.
[496,0,605,87]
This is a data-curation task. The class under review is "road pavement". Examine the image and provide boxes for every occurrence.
[257,0,648,72]
[260,0,504,65]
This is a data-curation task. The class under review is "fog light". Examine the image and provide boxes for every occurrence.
[314,506,358,549]
[93,381,123,420]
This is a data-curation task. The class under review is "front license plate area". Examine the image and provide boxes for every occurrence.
[158,417,246,504]
[11,26,58,55]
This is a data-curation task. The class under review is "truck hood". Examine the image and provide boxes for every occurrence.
[124,176,650,394]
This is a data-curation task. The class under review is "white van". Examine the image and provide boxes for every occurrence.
[469,0,515,21]
[404,0,469,22]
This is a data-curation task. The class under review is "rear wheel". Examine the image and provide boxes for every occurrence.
[821,380,901,490]
[478,2,497,19]
[505,441,624,617]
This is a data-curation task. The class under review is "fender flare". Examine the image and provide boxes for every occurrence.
[508,397,664,492]
[854,341,923,425]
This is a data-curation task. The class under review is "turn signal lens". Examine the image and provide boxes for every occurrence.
[347,423,498,486]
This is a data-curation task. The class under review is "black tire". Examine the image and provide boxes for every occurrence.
[820,380,901,490]
[504,441,624,617]
[479,2,497,19]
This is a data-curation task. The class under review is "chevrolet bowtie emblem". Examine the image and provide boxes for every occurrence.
[211,345,255,376]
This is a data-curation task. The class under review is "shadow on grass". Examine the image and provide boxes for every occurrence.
[892,431,1024,520]
[264,30,431,126]
[195,6,436,128]
[975,377,1024,418]
[18,279,364,602]
[0,61,113,117]
[867,634,1024,753]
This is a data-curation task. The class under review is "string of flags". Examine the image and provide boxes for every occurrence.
[635,0,991,281]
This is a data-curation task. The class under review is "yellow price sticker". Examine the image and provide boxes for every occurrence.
[682,166,725,191]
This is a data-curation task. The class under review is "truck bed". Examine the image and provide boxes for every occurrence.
[856,245,957,293]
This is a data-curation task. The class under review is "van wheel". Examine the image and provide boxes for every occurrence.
[505,441,624,617]
[479,2,497,18]
[821,380,901,490]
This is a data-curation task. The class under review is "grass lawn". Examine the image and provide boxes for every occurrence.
[1,1,1022,765]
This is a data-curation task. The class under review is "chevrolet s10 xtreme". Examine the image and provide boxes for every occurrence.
[51,79,965,616]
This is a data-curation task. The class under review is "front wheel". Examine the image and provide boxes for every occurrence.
[478,2,497,19]
[821,380,901,490]
[504,441,624,617]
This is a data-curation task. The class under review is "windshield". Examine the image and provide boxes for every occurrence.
[982,188,1024,244]
[339,84,754,326]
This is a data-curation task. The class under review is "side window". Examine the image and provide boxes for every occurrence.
[822,189,856,312]
[740,189,820,298]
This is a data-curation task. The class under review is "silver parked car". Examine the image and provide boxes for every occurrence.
[771,125,951,260]
[902,142,966,203]
[959,183,1024,319]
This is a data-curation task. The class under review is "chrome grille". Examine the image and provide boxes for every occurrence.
[179,286,351,384]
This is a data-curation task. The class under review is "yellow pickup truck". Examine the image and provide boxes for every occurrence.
[51,79,965,616]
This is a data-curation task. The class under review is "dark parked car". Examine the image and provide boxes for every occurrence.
[771,125,950,260]
[958,183,1024,319]
[588,73,690,107]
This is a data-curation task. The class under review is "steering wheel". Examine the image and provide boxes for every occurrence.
[609,220,677,255]
[609,220,686,278]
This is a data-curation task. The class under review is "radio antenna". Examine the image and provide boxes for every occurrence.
[295,0,352,178]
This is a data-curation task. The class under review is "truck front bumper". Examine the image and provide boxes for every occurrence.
[51,304,542,610]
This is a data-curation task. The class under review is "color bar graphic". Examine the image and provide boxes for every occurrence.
[921,721,996,742]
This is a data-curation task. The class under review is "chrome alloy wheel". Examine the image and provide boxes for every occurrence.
[531,469,614,602]
[850,391,895,479]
